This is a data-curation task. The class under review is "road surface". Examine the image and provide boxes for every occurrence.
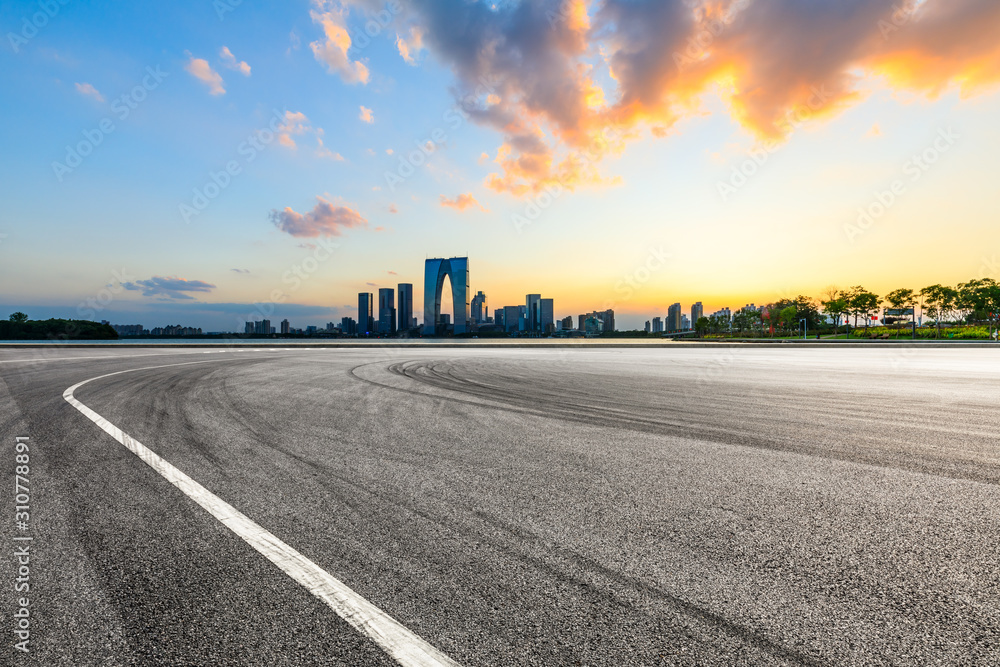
[1,345,998,665]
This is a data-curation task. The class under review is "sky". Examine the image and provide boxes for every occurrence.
[1,0,999,331]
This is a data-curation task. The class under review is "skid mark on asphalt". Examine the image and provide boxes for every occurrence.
[63,360,461,667]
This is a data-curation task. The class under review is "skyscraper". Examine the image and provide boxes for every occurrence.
[471,290,488,323]
[378,288,396,335]
[667,303,682,331]
[280,319,290,334]
[397,283,413,333]
[526,294,541,331]
[652,317,663,333]
[423,257,470,335]
[539,298,554,333]
[358,292,373,335]
[503,306,520,333]
[691,302,704,326]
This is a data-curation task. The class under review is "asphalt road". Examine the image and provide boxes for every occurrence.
[1,345,999,666]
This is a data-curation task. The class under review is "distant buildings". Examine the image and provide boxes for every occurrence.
[710,307,732,322]
[681,314,691,331]
[151,324,203,336]
[111,323,145,336]
[560,315,574,330]
[652,317,663,333]
[644,320,651,333]
[280,319,290,335]
[577,309,615,333]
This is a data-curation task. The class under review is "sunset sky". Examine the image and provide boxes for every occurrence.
[2,0,999,330]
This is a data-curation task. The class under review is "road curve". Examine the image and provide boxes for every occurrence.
[2,346,999,666]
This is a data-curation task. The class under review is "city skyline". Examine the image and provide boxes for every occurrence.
[3,1,1000,331]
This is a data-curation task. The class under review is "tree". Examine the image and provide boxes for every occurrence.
[9,312,28,323]
[885,288,915,310]
[762,303,784,337]
[779,306,798,334]
[846,287,880,332]
[920,284,957,339]
[958,278,1000,338]
[821,295,849,336]
[884,288,916,336]
[695,316,710,337]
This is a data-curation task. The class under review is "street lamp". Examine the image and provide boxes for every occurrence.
[800,318,807,340]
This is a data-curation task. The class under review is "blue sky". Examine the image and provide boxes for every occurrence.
[2,0,1000,331]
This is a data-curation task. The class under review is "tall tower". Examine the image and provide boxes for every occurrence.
[423,257,471,335]
[358,292,373,335]
[378,288,396,335]
[471,290,488,323]
[691,302,704,326]
[397,283,413,332]
[526,294,541,331]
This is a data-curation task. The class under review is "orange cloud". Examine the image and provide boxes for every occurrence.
[439,193,487,212]
[403,0,1000,197]
[220,46,251,76]
[310,0,369,84]
[185,54,224,95]
[269,196,367,237]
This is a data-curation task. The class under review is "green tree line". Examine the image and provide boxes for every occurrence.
[694,278,1000,339]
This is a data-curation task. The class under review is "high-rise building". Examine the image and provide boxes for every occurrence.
[254,319,271,335]
[645,320,651,333]
[539,298,554,333]
[495,308,506,329]
[397,283,413,333]
[691,302,704,325]
[682,314,691,330]
[652,317,663,333]
[667,303,682,331]
[503,305,520,333]
[471,291,488,323]
[526,294,541,331]
[340,317,357,335]
[280,319,290,335]
[378,288,396,335]
[561,316,574,330]
[244,321,254,335]
[423,257,470,335]
[358,292,373,335]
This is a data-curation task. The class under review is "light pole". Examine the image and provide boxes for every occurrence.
[800,318,807,340]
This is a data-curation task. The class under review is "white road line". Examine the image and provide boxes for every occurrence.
[64,361,461,667]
